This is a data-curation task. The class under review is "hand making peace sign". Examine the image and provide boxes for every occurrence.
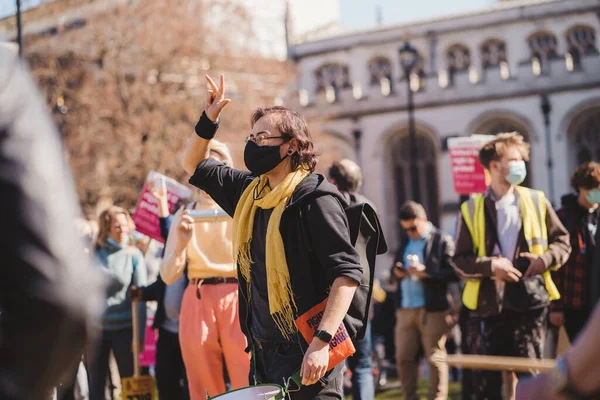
[204,74,231,123]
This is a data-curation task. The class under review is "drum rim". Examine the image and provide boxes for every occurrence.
[210,384,286,399]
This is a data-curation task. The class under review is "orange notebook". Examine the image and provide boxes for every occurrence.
[295,299,356,371]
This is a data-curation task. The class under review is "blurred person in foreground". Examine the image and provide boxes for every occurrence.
[160,140,249,399]
[329,158,375,400]
[390,201,457,400]
[453,132,570,400]
[550,162,600,342]
[88,207,148,400]
[517,301,600,399]
[0,47,103,399]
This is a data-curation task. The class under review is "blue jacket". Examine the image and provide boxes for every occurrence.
[96,242,147,342]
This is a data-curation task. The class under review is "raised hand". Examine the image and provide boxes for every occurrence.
[175,209,195,253]
[148,180,167,202]
[148,178,169,218]
[204,74,231,123]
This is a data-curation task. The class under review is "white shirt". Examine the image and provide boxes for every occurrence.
[492,190,520,304]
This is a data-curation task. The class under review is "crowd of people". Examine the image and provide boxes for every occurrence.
[2,47,600,400]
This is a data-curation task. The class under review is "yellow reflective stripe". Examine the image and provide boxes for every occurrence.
[538,191,549,243]
[460,195,484,310]
[461,201,476,250]
[462,282,480,310]
[516,187,560,301]
[474,196,486,258]
[544,270,560,300]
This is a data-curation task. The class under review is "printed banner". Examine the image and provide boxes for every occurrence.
[295,299,356,371]
[139,317,156,367]
[132,171,192,243]
[448,135,495,195]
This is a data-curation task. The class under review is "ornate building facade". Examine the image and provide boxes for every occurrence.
[290,0,600,267]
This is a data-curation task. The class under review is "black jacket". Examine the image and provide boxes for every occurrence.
[0,48,104,399]
[189,157,364,350]
[391,227,458,312]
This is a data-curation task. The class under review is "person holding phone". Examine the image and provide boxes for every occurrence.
[390,201,457,400]
[453,132,571,400]
[160,140,250,399]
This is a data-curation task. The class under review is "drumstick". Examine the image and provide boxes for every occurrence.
[442,354,556,373]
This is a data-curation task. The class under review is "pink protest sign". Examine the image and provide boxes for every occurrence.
[132,171,192,243]
[140,317,157,367]
[448,136,495,195]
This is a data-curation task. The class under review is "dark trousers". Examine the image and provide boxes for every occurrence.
[88,328,134,400]
[156,328,190,400]
[460,306,473,400]
[564,307,591,343]
[463,308,547,400]
[251,341,344,399]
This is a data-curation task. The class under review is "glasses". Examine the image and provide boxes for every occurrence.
[245,131,289,147]
[403,226,418,233]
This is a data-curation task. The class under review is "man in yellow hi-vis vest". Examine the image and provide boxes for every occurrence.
[453,132,570,400]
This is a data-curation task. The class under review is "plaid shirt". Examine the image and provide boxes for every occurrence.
[551,198,597,311]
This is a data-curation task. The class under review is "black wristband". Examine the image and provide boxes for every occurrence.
[194,111,219,140]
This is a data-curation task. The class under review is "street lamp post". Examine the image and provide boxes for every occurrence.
[16,0,23,58]
[353,128,363,168]
[541,94,555,204]
[399,42,420,202]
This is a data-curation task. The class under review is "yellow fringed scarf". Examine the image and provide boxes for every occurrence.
[232,168,309,339]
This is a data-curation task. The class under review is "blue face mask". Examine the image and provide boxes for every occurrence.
[586,189,600,205]
[506,160,527,185]
[107,236,129,248]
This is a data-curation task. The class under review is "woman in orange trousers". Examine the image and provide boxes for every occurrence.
[160,141,249,399]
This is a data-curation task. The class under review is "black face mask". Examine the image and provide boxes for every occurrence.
[244,140,290,176]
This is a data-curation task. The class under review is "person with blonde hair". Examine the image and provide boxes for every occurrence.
[88,206,148,400]
[161,139,250,399]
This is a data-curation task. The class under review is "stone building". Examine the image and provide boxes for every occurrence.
[290,0,600,267]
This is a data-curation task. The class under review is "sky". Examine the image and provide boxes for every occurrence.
[340,0,497,31]
[2,0,499,27]
[0,0,44,20]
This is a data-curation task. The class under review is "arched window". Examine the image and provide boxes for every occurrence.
[566,26,597,71]
[391,133,439,225]
[528,31,559,76]
[447,44,471,85]
[368,56,392,85]
[368,56,393,95]
[570,110,600,164]
[314,63,351,96]
[481,39,507,68]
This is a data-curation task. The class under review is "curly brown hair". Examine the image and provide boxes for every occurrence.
[479,132,530,170]
[251,106,318,173]
[571,162,600,191]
